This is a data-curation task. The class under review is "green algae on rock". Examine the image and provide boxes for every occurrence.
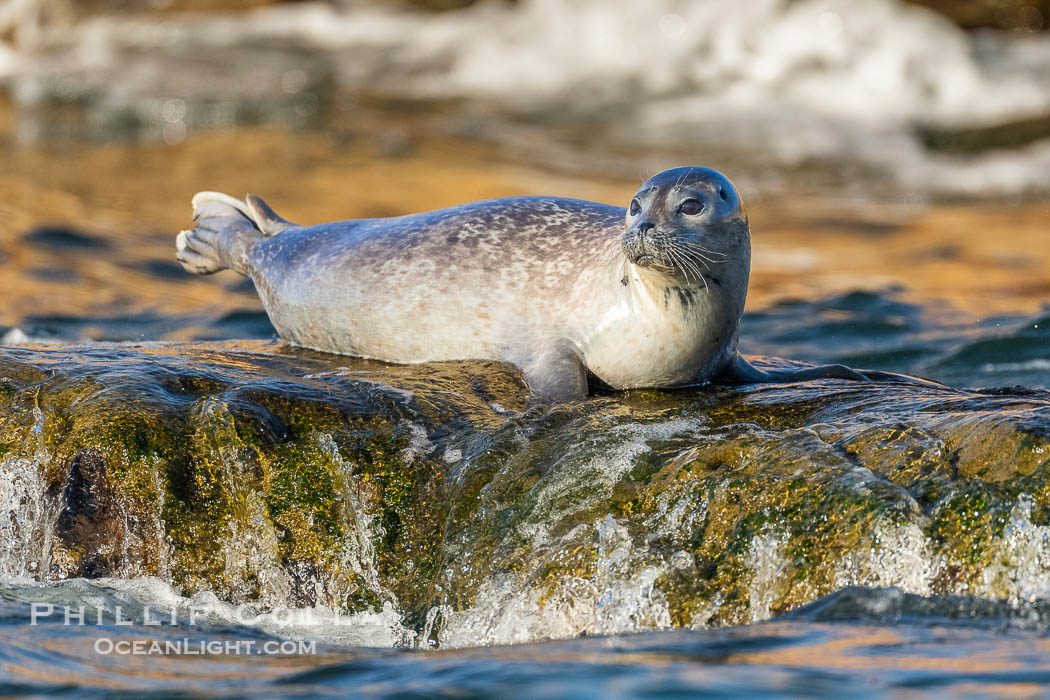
[0,341,1049,646]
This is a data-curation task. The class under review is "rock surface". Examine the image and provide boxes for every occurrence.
[1,341,1049,645]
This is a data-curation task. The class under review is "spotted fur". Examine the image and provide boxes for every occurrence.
[177,168,757,401]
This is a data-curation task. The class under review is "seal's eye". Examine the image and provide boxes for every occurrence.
[679,198,704,215]
[629,199,641,216]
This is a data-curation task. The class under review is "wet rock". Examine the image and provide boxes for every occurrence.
[905,0,1048,32]
[12,47,333,143]
[918,112,1050,154]
[0,341,1048,645]
[54,449,131,578]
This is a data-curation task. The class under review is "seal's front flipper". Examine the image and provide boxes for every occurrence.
[523,346,588,403]
[722,353,869,383]
[176,192,294,275]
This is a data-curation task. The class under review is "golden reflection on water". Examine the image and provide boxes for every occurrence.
[3,107,1049,338]
[8,621,1049,694]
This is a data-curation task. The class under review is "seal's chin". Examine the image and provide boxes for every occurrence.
[624,245,672,270]
[621,239,665,269]
[623,248,675,274]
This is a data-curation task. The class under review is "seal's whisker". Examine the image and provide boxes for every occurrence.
[676,245,728,265]
[667,244,716,274]
[682,246,726,260]
[667,246,708,291]
[659,230,729,262]
[684,249,727,263]
[673,236,723,252]
[687,261,710,292]
[687,263,706,289]
[673,168,693,191]
[688,251,727,263]
[691,256,718,267]
[677,240,728,260]
[684,252,709,289]
[667,240,714,268]
[666,248,691,282]
[669,248,693,280]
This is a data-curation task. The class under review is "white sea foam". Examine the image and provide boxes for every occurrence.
[834,520,943,596]
[399,423,434,464]
[748,532,789,623]
[0,575,416,648]
[1,327,70,345]
[5,0,1050,195]
[524,417,711,526]
[983,359,1050,374]
[0,456,55,578]
[0,408,57,579]
[979,496,1050,603]
[436,515,673,648]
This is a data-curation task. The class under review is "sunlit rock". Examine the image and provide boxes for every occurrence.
[0,340,1048,646]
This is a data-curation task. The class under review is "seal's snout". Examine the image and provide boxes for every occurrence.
[623,221,661,266]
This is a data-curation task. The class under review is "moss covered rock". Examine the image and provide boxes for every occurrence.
[1,341,1048,645]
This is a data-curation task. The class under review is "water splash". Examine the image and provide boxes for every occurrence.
[0,407,57,579]
[979,496,1050,603]
[436,515,672,648]
[316,433,391,608]
[220,490,294,607]
[748,533,788,622]
[834,521,942,596]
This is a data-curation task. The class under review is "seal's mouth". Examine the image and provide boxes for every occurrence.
[621,228,666,268]
[621,226,729,285]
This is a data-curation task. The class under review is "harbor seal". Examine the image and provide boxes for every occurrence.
[175,167,870,401]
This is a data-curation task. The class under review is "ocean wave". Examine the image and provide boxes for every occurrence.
[4,0,1050,195]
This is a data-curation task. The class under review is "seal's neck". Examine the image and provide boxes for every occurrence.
[620,260,719,306]
[612,251,749,331]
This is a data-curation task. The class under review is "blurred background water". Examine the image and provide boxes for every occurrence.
[2,0,1050,384]
[1,0,1050,696]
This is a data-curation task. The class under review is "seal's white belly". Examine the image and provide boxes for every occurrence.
[579,286,731,389]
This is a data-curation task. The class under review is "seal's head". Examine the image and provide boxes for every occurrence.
[622,167,749,287]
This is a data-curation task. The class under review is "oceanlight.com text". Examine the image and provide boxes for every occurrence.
[93,638,317,656]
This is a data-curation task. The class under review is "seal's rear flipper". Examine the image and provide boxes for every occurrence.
[176,192,295,275]
[722,353,943,386]
[722,353,868,382]
[245,194,294,237]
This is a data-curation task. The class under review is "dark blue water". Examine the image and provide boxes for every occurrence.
[739,289,1050,390]
[2,582,1050,698]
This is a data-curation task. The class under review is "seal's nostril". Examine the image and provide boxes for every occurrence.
[637,222,655,236]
